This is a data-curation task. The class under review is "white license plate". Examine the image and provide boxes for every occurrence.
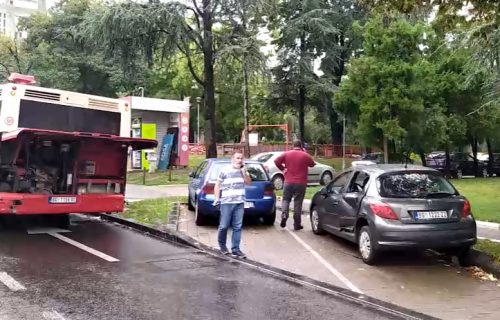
[49,196,77,204]
[415,211,448,220]
[244,201,254,209]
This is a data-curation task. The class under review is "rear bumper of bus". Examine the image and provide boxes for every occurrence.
[0,193,124,215]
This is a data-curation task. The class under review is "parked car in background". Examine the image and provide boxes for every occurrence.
[309,164,477,264]
[352,152,413,166]
[426,152,488,178]
[250,151,335,190]
[188,159,276,226]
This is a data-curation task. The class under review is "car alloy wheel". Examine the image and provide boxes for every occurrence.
[359,230,371,260]
[272,175,284,190]
[482,168,488,178]
[457,169,463,179]
[320,172,333,185]
[358,225,379,264]
[310,208,325,235]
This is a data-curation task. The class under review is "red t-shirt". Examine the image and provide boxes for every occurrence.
[274,148,315,185]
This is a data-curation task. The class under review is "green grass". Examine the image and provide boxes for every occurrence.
[315,157,353,170]
[123,197,185,227]
[474,239,500,264]
[452,178,500,223]
[127,155,206,186]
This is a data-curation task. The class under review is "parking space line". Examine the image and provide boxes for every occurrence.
[49,233,120,262]
[0,272,26,291]
[42,311,66,320]
[281,228,363,294]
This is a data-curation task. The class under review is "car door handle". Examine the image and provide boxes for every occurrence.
[331,200,339,205]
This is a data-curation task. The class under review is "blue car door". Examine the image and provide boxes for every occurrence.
[189,161,208,204]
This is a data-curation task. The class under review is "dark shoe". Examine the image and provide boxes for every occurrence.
[220,247,230,255]
[231,250,247,259]
[280,218,287,228]
[294,225,304,231]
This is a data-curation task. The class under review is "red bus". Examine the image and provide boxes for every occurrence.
[0,74,156,223]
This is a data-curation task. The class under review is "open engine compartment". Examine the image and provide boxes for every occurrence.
[0,132,129,196]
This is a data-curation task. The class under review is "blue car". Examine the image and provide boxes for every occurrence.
[188,159,276,226]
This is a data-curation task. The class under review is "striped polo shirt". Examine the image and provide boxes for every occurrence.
[217,166,246,204]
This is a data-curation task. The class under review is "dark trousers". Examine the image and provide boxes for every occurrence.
[281,183,307,227]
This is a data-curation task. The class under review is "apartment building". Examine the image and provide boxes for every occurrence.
[0,0,47,39]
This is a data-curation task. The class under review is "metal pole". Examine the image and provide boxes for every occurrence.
[342,115,346,170]
[196,97,201,144]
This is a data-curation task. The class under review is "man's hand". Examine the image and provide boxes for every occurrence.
[212,199,220,206]
[241,168,252,185]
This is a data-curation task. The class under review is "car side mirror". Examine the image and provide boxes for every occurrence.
[320,188,328,196]
[188,171,195,178]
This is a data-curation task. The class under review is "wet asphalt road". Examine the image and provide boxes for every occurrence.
[0,216,408,320]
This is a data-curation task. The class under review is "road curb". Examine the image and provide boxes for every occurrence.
[476,220,500,230]
[100,210,436,320]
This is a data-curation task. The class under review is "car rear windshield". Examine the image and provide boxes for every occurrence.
[378,172,457,198]
[209,163,269,181]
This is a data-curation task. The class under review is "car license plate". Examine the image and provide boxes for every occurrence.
[49,196,77,204]
[244,201,254,209]
[415,211,448,220]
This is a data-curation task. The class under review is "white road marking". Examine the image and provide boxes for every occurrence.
[27,227,71,235]
[0,272,26,291]
[478,236,500,243]
[49,233,120,262]
[42,310,66,320]
[281,227,363,294]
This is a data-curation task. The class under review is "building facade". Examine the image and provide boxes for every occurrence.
[0,0,47,39]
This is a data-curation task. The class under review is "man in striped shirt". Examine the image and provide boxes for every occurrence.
[213,151,251,258]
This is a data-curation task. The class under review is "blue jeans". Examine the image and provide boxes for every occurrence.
[218,203,244,252]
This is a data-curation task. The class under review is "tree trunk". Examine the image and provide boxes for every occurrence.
[487,137,494,177]
[419,150,426,167]
[327,99,342,145]
[383,135,389,164]
[202,0,217,158]
[298,87,306,143]
[470,137,479,176]
[242,57,250,157]
[445,146,451,178]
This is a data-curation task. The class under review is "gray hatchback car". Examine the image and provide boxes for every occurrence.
[310,164,477,264]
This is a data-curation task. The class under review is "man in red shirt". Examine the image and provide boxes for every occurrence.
[274,140,315,230]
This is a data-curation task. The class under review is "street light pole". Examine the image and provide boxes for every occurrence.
[342,114,346,170]
[196,97,201,144]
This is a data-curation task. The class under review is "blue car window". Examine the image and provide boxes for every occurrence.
[208,162,268,181]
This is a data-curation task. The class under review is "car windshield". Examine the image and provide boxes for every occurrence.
[209,162,269,181]
[378,172,457,198]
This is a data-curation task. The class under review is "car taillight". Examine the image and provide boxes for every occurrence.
[264,184,274,196]
[462,199,471,218]
[369,202,398,220]
[202,183,215,194]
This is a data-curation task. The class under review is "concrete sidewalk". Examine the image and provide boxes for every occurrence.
[125,184,187,202]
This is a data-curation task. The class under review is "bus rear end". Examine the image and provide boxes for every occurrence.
[0,129,156,216]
